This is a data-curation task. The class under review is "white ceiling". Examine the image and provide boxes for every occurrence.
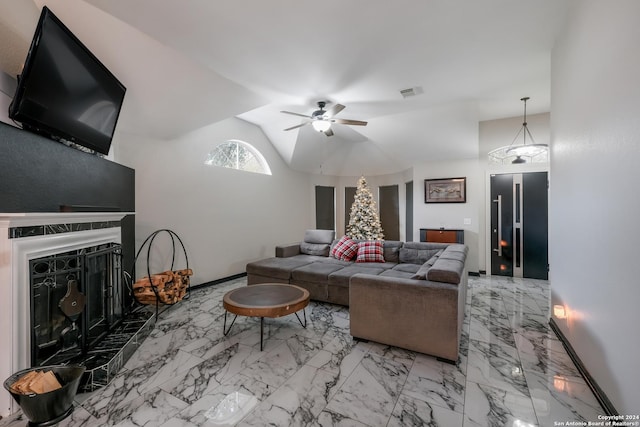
[15,1,569,175]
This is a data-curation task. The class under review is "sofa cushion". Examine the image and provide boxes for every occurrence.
[312,257,352,267]
[379,269,415,279]
[403,242,450,251]
[291,262,346,283]
[304,229,336,244]
[330,235,359,261]
[355,241,385,263]
[300,241,330,256]
[328,266,385,288]
[355,261,397,269]
[382,241,402,263]
[392,263,421,274]
[246,255,316,281]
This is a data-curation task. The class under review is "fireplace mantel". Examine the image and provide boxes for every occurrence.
[0,212,134,228]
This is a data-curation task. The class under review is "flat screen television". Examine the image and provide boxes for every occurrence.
[9,6,126,155]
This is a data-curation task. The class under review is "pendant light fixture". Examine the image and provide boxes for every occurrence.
[488,97,548,164]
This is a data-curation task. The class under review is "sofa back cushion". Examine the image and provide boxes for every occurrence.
[300,242,331,256]
[399,242,449,265]
[299,229,335,256]
[382,240,403,263]
[303,229,336,244]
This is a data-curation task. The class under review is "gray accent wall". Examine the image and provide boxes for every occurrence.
[379,184,399,240]
[0,120,136,308]
[315,185,335,231]
[405,181,413,241]
[344,186,356,233]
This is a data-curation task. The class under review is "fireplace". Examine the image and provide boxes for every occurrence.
[0,212,152,417]
[29,242,122,367]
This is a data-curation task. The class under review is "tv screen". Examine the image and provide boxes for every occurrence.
[9,6,126,155]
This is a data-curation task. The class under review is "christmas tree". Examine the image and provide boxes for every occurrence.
[347,176,384,240]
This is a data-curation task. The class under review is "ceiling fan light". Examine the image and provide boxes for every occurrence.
[312,120,331,132]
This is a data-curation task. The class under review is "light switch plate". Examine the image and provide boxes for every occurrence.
[463,218,472,225]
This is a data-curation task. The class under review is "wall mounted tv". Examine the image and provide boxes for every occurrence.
[9,6,126,155]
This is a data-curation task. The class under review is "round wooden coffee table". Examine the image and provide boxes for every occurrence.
[222,283,310,350]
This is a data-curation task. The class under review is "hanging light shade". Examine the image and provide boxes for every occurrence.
[488,97,548,164]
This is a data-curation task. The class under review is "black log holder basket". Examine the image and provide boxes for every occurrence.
[3,365,85,427]
[127,229,192,320]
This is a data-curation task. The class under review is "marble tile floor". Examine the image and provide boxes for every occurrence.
[1,275,605,427]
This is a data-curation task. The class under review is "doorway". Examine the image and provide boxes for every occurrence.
[490,172,548,279]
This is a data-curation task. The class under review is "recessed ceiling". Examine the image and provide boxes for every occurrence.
[31,0,569,175]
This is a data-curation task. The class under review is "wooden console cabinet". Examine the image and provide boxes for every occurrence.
[420,228,464,244]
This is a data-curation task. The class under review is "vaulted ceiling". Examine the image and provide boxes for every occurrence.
[4,0,569,175]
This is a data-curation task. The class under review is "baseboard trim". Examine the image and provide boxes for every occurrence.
[191,272,247,291]
[548,318,618,415]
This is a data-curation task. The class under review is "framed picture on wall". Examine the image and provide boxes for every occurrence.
[425,177,466,203]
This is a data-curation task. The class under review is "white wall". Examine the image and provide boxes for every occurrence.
[550,0,640,413]
[412,160,482,273]
[115,118,312,285]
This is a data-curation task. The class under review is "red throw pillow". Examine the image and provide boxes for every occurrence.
[355,240,385,263]
[330,235,359,261]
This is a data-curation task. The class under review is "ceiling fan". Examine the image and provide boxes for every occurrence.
[281,101,367,136]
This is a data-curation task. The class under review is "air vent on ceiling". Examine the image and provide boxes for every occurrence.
[399,86,424,98]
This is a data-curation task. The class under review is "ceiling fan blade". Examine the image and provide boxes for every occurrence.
[284,122,309,131]
[324,128,334,137]
[281,111,311,119]
[325,103,345,118]
[333,118,368,126]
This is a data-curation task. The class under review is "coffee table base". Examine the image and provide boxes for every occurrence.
[223,309,307,351]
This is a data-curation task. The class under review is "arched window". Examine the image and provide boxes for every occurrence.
[204,140,271,175]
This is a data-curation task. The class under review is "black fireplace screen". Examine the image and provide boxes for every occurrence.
[29,243,123,367]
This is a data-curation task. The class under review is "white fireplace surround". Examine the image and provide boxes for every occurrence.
[0,212,131,416]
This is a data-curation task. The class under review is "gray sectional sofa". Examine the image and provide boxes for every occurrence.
[245,229,468,362]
